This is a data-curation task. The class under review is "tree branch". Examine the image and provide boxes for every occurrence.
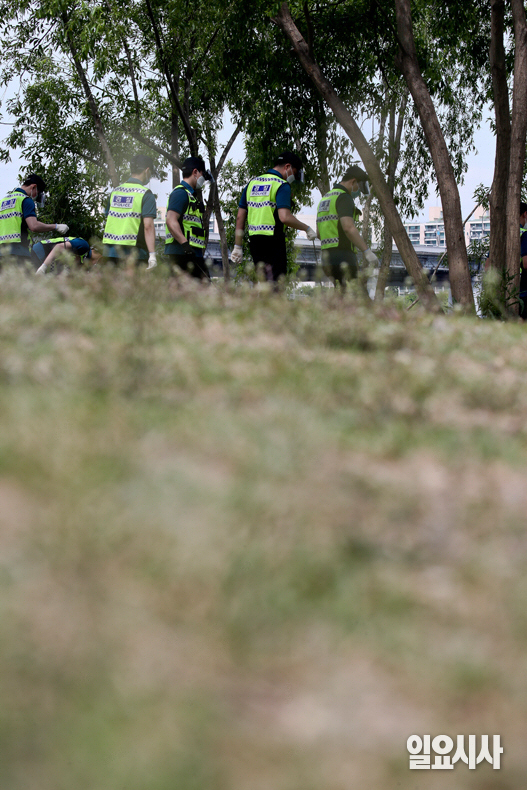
[61,12,119,186]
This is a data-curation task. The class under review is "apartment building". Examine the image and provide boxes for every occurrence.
[404,206,490,248]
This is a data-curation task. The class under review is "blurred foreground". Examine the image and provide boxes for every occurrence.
[0,268,525,789]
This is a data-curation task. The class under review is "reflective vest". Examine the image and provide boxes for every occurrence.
[317,186,359,252]
[39,236,75,244]
[165,185,206,249]
[246,174,285,236]
[103,181,149,246]
[0,190,26,246]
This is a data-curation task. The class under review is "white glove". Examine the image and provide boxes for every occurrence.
[231,245,243,264]
[147,252,157,270]
[55,223,69,235]
[363,248,379,266]
[305,226,317,241]
[35,262,47,274]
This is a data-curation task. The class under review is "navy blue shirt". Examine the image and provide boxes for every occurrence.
[519,227,527,296]
[165,181,203,257]
[103,177,157,259]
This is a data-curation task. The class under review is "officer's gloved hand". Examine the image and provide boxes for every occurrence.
[231,245,243,264]
[147,252,157,270]
[55,223,69,235]
[363,248,379,266]
[305,227,317,241]
[182,241,193,256]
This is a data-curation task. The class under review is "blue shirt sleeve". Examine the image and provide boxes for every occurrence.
[521,229,527,258]
[22,196,37,219]
[238,185,248,210]
[167,187,190,215]
[275,182,291,210]
[141,190,157,218]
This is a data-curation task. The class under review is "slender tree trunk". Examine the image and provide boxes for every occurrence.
[394,0,474,310]
[213,188,230,281]
[376,90,408,301]
[272,2,439,311]
[62,14,119,187]
[505,0,527,312]
[171,110,180,189]
[315,101,331,196]
[144,0,198,154]
[489,0,510,272]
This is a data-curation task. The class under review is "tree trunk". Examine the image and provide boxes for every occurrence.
[505,0,527,312]
[62,14,119,187]
[213,188,230,281]
[315,101,331,196]
[171,109,180,189]
[489,0,510,273]
[376,90,408,301]
[271,3,439,311]
[394,0,474,310]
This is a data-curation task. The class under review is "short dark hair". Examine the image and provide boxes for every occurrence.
[274,151,303,171]
[182,156,206,178]
[23,174,47,192]
[341,164,368,182]
[521,202,527,215]
[130,154,158,177]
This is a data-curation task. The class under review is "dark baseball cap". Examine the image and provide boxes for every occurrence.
[274,151,304,171]
[342,164,369,182]
[24,174,48,193]
[130,154,159,177]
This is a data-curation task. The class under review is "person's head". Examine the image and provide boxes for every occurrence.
[340,165,370,197]
[273,151,304,185]
[129,154,158,185]
[520,202,527,226]
[22,174,48,206]
[180,156,213,189]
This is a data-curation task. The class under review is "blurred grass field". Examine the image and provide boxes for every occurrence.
[1,267,526,789]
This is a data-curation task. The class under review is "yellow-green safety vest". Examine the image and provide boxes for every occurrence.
[317,186,359,252]
[165,185,206,249]
[0,190,26,246]
[246,174,285,236]
[103,181,149,246]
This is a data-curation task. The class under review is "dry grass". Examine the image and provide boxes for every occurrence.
[1,266,526,789]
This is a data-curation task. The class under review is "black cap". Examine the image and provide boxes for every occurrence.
[342,164,369,182]
[24,174,48,192]
[274,151,303,171]
[182,156,207,173]
[521,202,527,215]
[130,154,159,178]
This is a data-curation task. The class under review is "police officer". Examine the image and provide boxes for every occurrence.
[232,151,316,284]
[316,164,379,289]
[32,236,102,273]
[0,175,68,264]
[102,154,158,268]
[165,156,213,280]
[518,202,527,319]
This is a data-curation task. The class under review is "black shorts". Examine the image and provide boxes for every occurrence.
[167,254,210,280]
[249,235,287,282]
[321,248,358,285]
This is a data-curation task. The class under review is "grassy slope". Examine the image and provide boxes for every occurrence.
[1,268,526,789]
